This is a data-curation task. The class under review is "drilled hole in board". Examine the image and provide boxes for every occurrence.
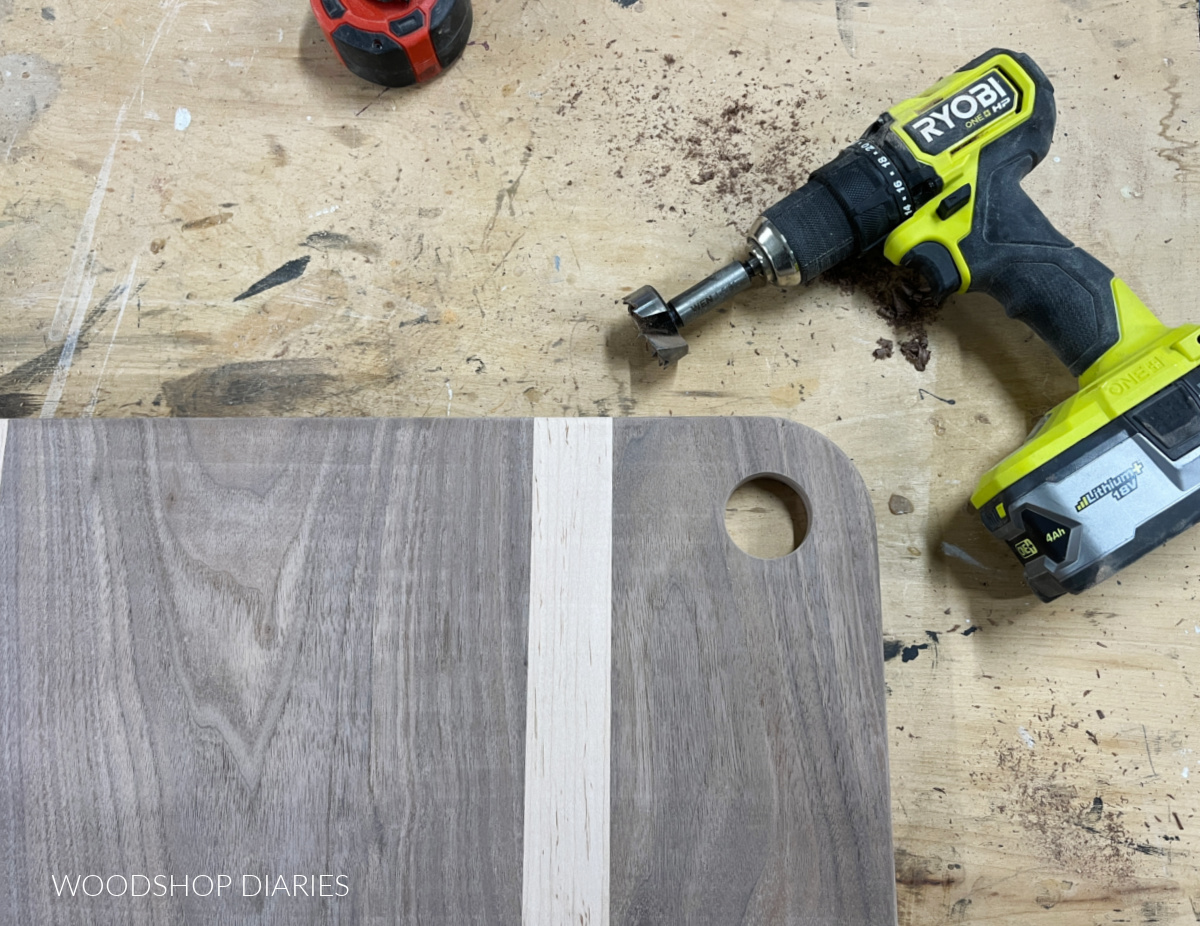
[724,476,809,559]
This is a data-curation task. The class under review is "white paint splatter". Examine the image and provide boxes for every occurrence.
[85,258,138,416]
[49,0,184,341]
[1184,767,1190,779]
[308,205,339,218]
[342,310,391,322]
[129,129,142,142]
[445,381,453,416]
[48,107,126,341]
[1019,727,1036,749]
[144,110,160,120]
[174,107,191,131]
[278,28,284,42]
[42,251,100,417]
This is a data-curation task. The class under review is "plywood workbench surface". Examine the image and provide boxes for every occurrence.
[2,0,1200,923]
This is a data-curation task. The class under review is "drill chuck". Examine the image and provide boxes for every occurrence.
[756,183,855,284]
[625,135,938,363]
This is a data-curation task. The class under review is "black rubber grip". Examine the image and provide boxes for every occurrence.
[762,139,922,283]
[956,50,1120,377]
[962,156,1119,376]
[761,181,856,283]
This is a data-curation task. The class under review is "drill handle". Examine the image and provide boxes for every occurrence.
[959,154,1122,377]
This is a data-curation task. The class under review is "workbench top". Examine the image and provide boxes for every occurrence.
[3,0,1199,923]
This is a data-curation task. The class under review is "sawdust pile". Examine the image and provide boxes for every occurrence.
[671,94,821,208]
[557,53,828,216]
[827,252,944,371]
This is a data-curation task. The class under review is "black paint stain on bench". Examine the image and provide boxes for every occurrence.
[161,359,335,417]
[233,256,310,302]
[0,282,127,418]
[901,643,928,663]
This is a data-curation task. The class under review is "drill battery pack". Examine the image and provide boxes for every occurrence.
[982,361,1200,600]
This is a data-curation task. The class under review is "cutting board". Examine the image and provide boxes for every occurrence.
[0,417,893,926]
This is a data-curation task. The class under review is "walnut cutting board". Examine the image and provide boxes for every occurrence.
[0,417,892,926]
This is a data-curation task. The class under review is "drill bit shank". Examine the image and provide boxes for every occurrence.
[670,256,764,325]
[624,256,766,364]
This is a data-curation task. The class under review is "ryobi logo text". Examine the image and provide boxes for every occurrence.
[903,69,1017,156]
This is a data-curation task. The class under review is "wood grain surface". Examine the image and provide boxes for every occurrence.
[5,1,1200,921]
[0,416,891,925]
[611,417,892,926]
[0,418,533,923]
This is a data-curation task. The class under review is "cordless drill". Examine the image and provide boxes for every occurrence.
[625,49,1200,601]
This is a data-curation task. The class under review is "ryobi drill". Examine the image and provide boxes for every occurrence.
[625,49,1200,601]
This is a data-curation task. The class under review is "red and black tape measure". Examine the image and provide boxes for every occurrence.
[311,0,472,87]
